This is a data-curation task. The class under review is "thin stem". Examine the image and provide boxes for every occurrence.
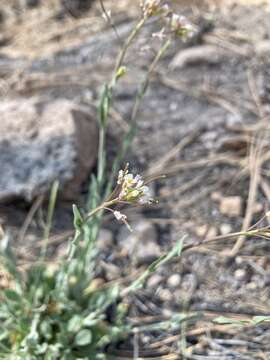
[112,17,147,80]
[107,39,172,195]
[86,198,119,220]
[97,125,106,186]
[131,39,171,123]
[182,227,269,253]
[96,16,147,204]
[41,181,59,259]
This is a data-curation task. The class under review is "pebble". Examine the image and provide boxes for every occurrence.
[196,225,208,238]
[219,196,242,217]
[220,223,232,235]
[101,262,120,281]
[253,202,264,214]
[234,268,246,281]
[117,219,160,264]
[207,226,217,239]
[167,274,181,288]
[147,274,163,288]
[246,282,257,290]
[196,225,217,239]
[159,288,173,302]
[211,191,222,202]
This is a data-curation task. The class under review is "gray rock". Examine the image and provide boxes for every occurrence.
[25,0,40,7]
[147,274,163,288]
[170,45,226,69]
[167,273,181,288]
[61,0,94,18]
[117,219,160,264]
[0,98,98,202]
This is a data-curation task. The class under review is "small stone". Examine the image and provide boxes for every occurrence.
[235,256,243,265]
[170,45,225,69]
[159,288,173,302]
[167,273,181,288]
[220,223,232,235]
[234,269,246,281]
[162,308,173,317]
[25,0,40,7]
[253,202,263,214]
[147,274,163,288]
[246,282,257,290]
[211,191,222,202]
[97,229,113,251]
[207,226,217,239]
[255,40,270,58]
[196,225,208,238]
[117,219,160,264]
[226,114,243,128]
[61,0,94,18]
[196,225,217,239]
[102,262,120,281]
[219,196,242,217]
[56,242,69,258]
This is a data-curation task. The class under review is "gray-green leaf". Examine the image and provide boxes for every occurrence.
[74,329,92,346]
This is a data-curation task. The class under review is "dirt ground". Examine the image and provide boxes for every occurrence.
[1,0,270,358]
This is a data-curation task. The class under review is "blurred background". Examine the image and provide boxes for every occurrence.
[1,0,270,358]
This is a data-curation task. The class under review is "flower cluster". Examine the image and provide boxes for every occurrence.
[140,0,195,40]
[117,167,153,205]
[169,14,195,38]
[109,166,155,231]
[140,0,170,18]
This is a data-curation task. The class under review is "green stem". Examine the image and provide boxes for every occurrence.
[86,198,118,220]
[41,181,59,259]
[131,39,171,124]
[107,39,172,195]
[112,17,147,83]
[96,17,147,203]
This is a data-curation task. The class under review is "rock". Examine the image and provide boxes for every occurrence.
[56,242,69,258]
[117,219,160,264]
[0,99,98,202]
[207,226,217,239]
[167,273,181,288]
[234,268,246,281]
[147,274,163,288]
[246,282,257,290]
[253,202,263,214]
[170,45,225,69]
[61,0,94,18]
[196,224,208,238]
[159,288,173,302]
[196,225,217,239]
[255,40,270,58]
[101,262,120,281]
[211,191,222,202]
[25,0,40,7]
[219,196,242,217]
[220,223,232,235]
[97,229,113,251]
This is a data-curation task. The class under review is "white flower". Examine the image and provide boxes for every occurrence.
[117,169,128,184]
[114,210,127,221]
[141,0,169,17]
[152,28,166,40]
[113,210,132,231]
[116,165,155,205]
[170,14,195,38]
